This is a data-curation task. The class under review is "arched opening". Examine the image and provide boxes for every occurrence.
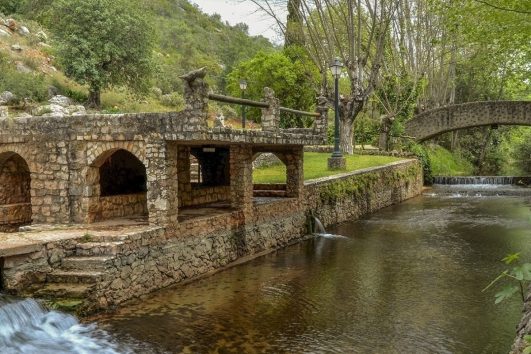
[86,149,148,223]
[0,152,32,231]
[252,152,288,198]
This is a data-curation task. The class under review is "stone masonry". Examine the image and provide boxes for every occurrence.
[405,101,531,141]
[0,69,424,316]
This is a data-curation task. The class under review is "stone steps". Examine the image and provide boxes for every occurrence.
[76,241,124,256]
[35,282,94,298]
[47,270,103,284]
[61,256,114,271]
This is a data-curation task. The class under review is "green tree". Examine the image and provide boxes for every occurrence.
[226,49,319,128]
[49,0,155,108]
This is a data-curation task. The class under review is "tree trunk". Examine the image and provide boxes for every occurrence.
[340,118,354,154]
[477,128,492,174]
[86,89,101,109]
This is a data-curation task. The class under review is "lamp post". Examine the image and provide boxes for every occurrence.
[239,79,248,129]
[327,58,346,170]
[330,58,343,158]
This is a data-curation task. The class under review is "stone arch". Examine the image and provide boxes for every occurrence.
[251,151,288,197]
[405,101,531,141]
[84,147,148,223]
[0,151,32,230]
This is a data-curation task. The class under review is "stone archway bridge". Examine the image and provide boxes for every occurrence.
[405,101,531,141]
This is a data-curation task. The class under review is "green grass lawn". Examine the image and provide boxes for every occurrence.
[252,152,404,183]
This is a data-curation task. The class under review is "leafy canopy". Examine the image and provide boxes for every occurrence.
[226,48,319,128]
[48,0,155,101]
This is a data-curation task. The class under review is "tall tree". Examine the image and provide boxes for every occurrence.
[251,0,396,154]
[49,0,155,108]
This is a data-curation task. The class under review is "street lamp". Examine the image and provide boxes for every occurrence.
[239,79,248,129]
[330,57,343,158]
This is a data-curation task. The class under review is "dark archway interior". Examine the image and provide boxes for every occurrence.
[0,153,31,205]
[191,147,230,186]
[99,149,147,196]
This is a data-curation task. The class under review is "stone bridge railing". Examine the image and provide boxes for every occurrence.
[180,67,328,136]
[405,101,531,141]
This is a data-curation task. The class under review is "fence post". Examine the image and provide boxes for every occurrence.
[180,67,209,130]
[261,87,280,132]
[315,95,328,137]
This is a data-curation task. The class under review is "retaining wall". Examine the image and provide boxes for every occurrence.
[89,159,422,311]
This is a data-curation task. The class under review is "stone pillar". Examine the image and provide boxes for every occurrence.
[229,145,253,215]
[285,147,304,198]
[177,146,191,207]
[261,87,280,132]
[179,67,209,130]
[314,95,328,137]
[145,139,178,227]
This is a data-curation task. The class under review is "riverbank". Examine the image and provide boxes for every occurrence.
[1,159,422,314]
[512,288,531,353]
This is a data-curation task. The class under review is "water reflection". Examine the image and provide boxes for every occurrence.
[97,193,531,353]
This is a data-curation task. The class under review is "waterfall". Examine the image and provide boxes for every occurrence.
[314,217,326,234]
[433,176,528,185]
[312,217,348,239]
[0,295,123,354]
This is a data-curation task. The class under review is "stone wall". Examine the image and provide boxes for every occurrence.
[187,185,231,206]
[78,160,421,312]
[91,193,148,222]
[1,159,421,314]
[0,203,32,232]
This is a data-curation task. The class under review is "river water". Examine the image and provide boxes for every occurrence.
[1,186,531,353]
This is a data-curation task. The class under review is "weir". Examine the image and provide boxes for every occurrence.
[433,176,531,185]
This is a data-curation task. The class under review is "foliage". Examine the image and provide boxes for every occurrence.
[424,145,474,176]
[483,253,531,304]
[252,152,403,183]
[407,143,433,185]
[226,49,319,128]
[0,52,48,103]
[48,0,155,107]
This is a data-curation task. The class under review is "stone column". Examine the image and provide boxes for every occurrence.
[177,146,192,207]
[179,67,209,131]
[229,145,253,215]
[145,139,178,227]
[261,87,280,132]
[285,147,304,198]
[314,95,328,137]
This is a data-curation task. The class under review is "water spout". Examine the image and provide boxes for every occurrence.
[314,217,326,234]
[312,217,348,239]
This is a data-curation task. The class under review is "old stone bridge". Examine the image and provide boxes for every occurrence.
[405,101,531,141]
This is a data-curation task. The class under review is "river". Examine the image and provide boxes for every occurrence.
[1,186,531,353]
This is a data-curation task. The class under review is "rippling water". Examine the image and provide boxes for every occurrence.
[0,296,125,354]
[92,189,531,353]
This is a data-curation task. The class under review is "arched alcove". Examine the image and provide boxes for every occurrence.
[85,149,148,223]
[0,152,32,230]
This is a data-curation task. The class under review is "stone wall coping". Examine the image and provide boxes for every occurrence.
[0,111,326,146]
[304,159,418,187]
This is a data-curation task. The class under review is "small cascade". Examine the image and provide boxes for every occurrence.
[0,295,123,353]
[314,217,326,234]
[433,176,523,185]
[312,217,348,239]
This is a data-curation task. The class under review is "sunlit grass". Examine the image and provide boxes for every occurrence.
[252,152,404,183]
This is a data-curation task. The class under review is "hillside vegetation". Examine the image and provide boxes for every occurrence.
[0,0,274,115]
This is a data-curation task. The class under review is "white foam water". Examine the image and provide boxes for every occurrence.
[0,297,126,354]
